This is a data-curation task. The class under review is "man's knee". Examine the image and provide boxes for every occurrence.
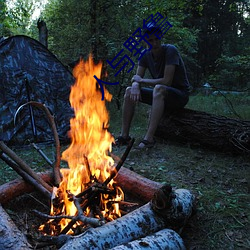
[153,84,166,98]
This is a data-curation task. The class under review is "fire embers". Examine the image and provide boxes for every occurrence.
[39,176,124,236]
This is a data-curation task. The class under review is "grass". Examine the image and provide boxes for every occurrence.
[0,94,249,249]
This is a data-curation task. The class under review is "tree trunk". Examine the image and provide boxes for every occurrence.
[156,108,250,154]
[37,19,48,47]
[0,204,32,249]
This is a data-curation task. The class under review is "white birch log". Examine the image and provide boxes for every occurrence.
[59,202,165,250]
[60,186,195,250]
[0,204,32,250]
[110,228,186,250]
[151,187,196,230]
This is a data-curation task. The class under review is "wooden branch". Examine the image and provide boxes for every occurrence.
[15,101,62,186]
[0,204,32,249]
[104,138,135,186]
[32,143,53,167]
[0,152,51,199]
[0,141,52,193]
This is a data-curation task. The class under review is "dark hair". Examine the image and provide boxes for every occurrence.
[142,22,162,36]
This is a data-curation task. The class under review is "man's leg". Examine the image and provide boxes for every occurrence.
[139,85,166,147]
[120,87,136,138]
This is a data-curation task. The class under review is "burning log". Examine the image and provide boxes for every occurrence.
[0,204,32,249]
[156,108,250,154]
[59,185,195,250]
[110,228,185,250]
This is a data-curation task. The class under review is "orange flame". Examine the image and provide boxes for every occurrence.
[43,55,123,234]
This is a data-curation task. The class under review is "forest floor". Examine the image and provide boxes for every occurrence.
[0,94,249,249]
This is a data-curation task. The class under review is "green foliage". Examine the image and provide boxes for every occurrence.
[5,0,35,35]
[0,0,12,36]
[208,54,250,89]
[2,0,250,94]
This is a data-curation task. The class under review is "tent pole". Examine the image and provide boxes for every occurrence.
[24,78,38,142]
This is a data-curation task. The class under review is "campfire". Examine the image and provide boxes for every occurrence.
[39,55,128,236]
[0,55,196,249]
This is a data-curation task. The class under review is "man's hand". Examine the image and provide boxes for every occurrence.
[130,82,141,102]
[131,74,142,83]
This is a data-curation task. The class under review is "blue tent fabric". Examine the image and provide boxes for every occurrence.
[0,35,74,144]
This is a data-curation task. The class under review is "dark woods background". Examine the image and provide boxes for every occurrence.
[1,0,249,101]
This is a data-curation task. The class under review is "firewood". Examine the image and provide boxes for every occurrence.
[0,204,32,249]
[59,186,195,250]
[59,202,166,249]
[0,141,52,193]
[110,228,186,250]
[0,152,51,199]
[0,167,159,205]
[104,138,135,185]
[0,171,53,204]
[115,167,162,202]
[15,101,62,186]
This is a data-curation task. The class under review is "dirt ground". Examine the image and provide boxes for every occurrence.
[1,138,249,249]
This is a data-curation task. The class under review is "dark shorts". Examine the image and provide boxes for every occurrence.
[140,87,189,112]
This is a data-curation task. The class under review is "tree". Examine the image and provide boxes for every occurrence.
[185,0,250,89]
[0,0,12,36]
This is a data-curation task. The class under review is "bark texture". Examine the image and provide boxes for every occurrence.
[0,204,32,249]
[115,167,162,202]
[110,228,185,250]
[37,19,48,47]
[0,167,159,205]
[59,187,195,250]
[0,171,53,204]
[59,202,166,250]
[156,108,250,154]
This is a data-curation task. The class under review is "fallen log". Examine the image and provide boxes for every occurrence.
[114,166,162,202]
[110,228,185,250]
[0,204,32,249]
[155,108,250,154]
[0,171,53,204]
[59,186,195,250]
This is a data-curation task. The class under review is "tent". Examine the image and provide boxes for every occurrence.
[0,35,75,145]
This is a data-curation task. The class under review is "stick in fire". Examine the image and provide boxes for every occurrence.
[37,138,135,236]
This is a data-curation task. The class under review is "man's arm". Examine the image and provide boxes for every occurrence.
[130,66,146,102]
[133,64,176,87]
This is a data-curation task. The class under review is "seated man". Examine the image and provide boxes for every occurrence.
[116,23,191,148]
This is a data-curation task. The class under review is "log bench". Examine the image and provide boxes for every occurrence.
[155,108,250,154]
